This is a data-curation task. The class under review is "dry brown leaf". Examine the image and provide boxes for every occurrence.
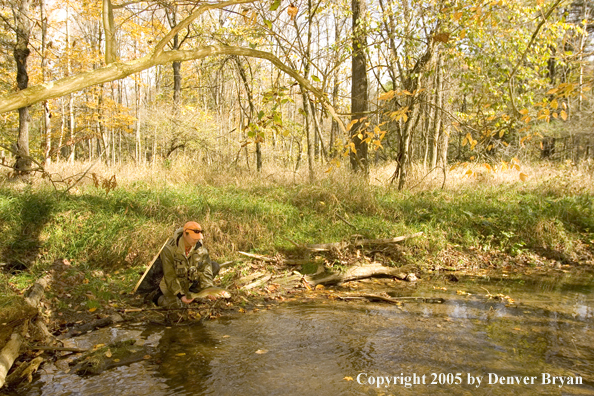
[287,4,298,20]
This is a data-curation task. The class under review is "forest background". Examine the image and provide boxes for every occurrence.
[0,0,593,327]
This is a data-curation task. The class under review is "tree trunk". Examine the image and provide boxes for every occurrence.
[301,91,316,182]
[350,0,368,173]
[166,6,183,107]
[40,0,52,165]
[396,102,420,189]
[430,53,443,169]
[309,99,328,162]
[66,9,75,163]
[172,60,182,104]
[578,2,587,114]
[12,0,32,174]
[102,0,117,64]
[67,93,75,163]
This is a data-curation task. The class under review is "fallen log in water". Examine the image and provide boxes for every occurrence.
[4,357,43,388]
[338,294,445,304]
[57,314,124,340]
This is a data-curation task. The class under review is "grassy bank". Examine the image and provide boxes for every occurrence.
[0,159,593,305]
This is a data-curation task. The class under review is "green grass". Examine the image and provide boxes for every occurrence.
[0,162,592,303]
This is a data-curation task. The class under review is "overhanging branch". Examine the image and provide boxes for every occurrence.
[0,45,348,135]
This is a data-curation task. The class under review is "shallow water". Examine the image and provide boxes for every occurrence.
[15,268,594,396]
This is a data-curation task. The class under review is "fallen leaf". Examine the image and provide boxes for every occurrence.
[255,349,268,354]
[93,344,105,350]
[88,307,97,313]
[176,353,186,356]
[344,376,354,381]
[143,355,151,360]
[105,349,112,358]
[113,359,120,362]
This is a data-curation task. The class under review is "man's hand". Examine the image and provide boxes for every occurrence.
[181,295,194,304]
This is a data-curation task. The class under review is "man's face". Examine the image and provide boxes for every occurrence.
[183,227,204,247]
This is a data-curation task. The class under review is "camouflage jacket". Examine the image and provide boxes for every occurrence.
[159,227,214,299]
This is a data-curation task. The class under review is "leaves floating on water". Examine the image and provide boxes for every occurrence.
[255,349,268,354]
[176,353,186,356]
[344,376,354,381]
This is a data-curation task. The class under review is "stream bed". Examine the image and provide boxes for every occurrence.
[13,267,594,396]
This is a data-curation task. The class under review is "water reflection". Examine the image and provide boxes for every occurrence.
[15,269,594,396]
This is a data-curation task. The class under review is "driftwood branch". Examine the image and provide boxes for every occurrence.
[238,251,274,262]
[1,274,53,389]
[241,274,272,290]
[0,333,24,388]
[4,356,43,388]
[57,314,123,340]
[120,306,202,313]
[304,263,417,286]
[24,274,51,308]
[28,345,88,353]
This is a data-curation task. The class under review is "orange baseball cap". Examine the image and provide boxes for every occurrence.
[183,221,204,239]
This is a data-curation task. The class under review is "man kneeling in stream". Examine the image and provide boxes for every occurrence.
[144,221,229,309]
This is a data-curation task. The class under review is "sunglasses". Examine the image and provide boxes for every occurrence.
[188,229,204,235]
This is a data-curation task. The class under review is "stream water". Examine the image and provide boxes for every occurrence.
[12,267,594,396]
